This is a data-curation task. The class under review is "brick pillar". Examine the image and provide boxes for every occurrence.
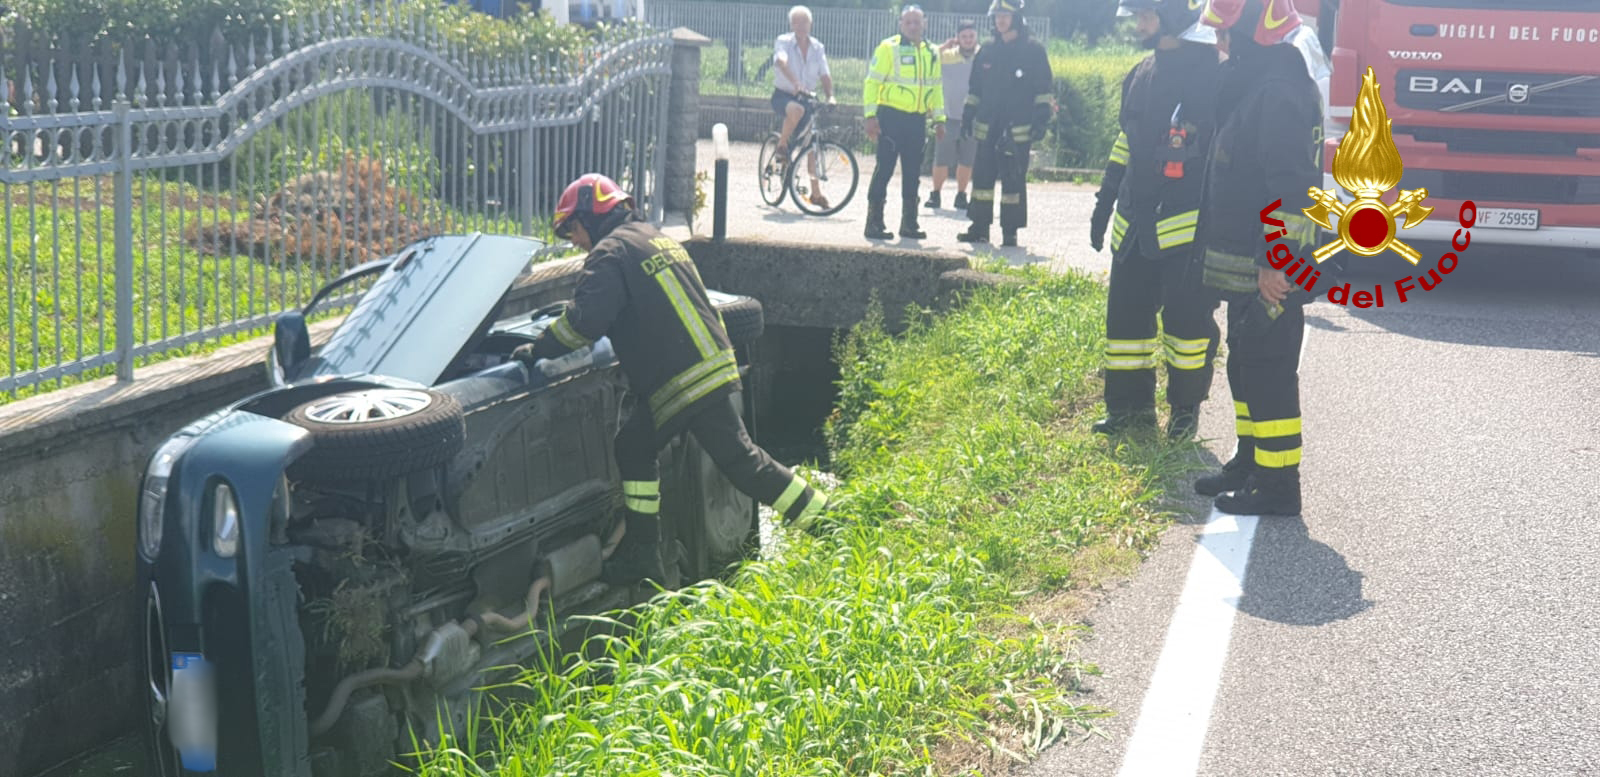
[665,27,710,217]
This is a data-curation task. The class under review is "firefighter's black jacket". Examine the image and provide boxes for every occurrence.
[1198,42,1324,298]
[532,219,739,436]
[1095,41,1221,262]
[964,26,1053,146]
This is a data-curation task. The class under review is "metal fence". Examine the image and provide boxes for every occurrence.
[647,0,1050,101]
[1,10,673,399]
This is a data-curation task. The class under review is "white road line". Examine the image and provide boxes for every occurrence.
[1115,510,1260,777]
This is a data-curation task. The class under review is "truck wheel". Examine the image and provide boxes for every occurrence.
[284,388,465,481]
[715,295,765,347]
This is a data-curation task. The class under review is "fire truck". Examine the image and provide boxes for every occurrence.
[1306,0,1600,251]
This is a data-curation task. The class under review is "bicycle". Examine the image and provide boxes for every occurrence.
[757,92,859,217]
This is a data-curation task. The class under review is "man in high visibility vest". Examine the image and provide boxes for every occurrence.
[514,174,831,583]
[863,5,946,241]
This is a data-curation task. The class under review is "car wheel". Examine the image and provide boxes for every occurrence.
[715,295,765,347]
[284,388,465,481]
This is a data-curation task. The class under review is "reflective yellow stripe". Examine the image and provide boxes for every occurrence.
[1157,228,1196,250]
[623,480,660,498]
[1111,211,1129,252]
[1105,356,1160,370]
[1011,127,1031,140]
[1234,401,1249,416]
[1109,132,1130,166]
[550,314,592,350]
[1034,93,1053,104]
[1203,247,1258,293]
[656,271,717,359]
[626,496,660,514]
[649,350,738,420]
[1163,334,1210,354]
[1106,339,1159,353]
[1235,401,1253,436]
[1255,447,1303,468]
[1167,355,1208,369]
[1270,210,1319,248]
[1157,210,1199,235]
[1252,418,1302,438]
[790,491,829,531]
[964,94,979,107]
[773,477,808,516]
[652,353,741,426]
[1000,194,1021,205]
[972,189,995,202]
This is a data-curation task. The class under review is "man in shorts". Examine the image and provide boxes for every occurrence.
[771,5,836,208]
[926,20,980,211]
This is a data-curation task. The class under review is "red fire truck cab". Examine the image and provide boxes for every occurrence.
[1307,0,1600,251]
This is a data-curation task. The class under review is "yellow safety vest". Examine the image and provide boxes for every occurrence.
[863,35,945,121]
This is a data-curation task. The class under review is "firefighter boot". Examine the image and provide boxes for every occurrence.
[1002,229,1019,248]
[865,200,893,240]
[899,197,927,239]
[601,512,675,586]
[1091,410,1158,436]
[1167,405,1200,441]
[1214,468,1301,517]
[957,224,990,244]
[1194,444,1254,496]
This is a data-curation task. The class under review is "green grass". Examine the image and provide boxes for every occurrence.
[1,175,536,405]
[410,271,1198,776]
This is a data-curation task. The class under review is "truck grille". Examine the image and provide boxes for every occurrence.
[1394,126,1600,156]
[1397,168,1600,206]
[1395,69,1600,118]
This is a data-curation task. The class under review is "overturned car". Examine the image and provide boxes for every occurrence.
[135,233,765,776]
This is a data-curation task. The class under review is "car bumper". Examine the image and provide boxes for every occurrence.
[1320,172,1600,251]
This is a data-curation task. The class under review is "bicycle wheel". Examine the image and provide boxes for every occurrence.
[787,140,858,217]
[757,133,789,208]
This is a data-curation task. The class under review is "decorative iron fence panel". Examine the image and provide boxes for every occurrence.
[1,10,672,398]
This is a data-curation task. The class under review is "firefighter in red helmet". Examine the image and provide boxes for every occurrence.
[1087,0,1223,441]
[515,174,830,582]
[1190,0,1325,517]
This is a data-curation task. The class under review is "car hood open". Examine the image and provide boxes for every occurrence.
[308,233,544,386]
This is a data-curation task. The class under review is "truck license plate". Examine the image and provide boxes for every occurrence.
[1476,208,1540,230]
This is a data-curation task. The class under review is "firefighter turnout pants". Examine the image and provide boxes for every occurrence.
[614,392,827,528]
[1104,251,1219,415]
[967,134,1030,231]
[1225,298,1304,474]
[867,107,928,209]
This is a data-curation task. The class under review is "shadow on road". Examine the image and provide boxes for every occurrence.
[1239,517,1374,627]
[1328,243,1600,355]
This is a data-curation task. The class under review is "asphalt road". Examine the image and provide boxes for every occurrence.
[692,140,1600,777]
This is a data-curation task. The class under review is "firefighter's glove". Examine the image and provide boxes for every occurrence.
[511,343,539,366]
[1089,193,1115,253]
[1029,123,1047,143]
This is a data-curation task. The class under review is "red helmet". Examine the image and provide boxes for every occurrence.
[1202,0,1301,46]
[553,173,631,238]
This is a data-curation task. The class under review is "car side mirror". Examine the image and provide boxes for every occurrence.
[271,312,311,385]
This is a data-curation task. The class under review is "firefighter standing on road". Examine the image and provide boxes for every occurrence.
[1191,0,1324,517]
[1088,0,1222,440]
[956,0,1053,249]
[863,5,946,241]
[514,174,831,583]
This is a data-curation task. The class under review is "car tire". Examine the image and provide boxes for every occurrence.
[284,388,465,481]
[715,295,765,347]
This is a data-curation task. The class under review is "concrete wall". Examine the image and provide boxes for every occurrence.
[0,240,1002,776]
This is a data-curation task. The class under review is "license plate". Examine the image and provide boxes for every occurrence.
[1476,207,1540,230]
[169,653,218,772]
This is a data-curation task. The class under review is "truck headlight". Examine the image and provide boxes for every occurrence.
[212,482,240,559]
[139,438,185,561]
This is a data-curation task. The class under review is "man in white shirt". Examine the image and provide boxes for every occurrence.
[771,5,836,207]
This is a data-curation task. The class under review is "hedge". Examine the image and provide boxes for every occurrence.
[1046,45,1144,169]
